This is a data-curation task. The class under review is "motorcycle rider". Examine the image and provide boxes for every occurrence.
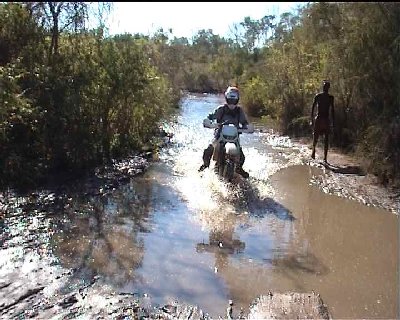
[198,86,250,178]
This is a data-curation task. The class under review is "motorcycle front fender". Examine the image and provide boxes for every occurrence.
[225,142,240,157]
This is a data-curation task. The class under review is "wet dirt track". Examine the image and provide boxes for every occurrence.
[0,93,399,319]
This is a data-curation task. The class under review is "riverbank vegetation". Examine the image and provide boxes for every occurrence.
[1,2,399,188]
[0,2,180,189]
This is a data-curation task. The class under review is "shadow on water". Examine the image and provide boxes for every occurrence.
[270,252,330,277]
[238,179,296,221]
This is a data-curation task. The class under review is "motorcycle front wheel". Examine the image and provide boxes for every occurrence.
[223,160,235,181]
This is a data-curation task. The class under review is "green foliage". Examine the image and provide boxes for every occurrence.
[287,116,312,137]
[0,3,42,65]
[0,3,178,189]
[0,61,45,188]
[240,3,399,185]
[1,1,399,187]
[241,76,270,117]
[357,118,400,185]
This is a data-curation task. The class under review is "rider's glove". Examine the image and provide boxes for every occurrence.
[203,118,212,128]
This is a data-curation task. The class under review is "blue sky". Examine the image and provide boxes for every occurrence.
[101,2,306,38]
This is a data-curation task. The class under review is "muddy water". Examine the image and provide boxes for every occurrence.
[1,93,398,319]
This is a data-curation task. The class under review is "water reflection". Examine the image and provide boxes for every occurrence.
[196,213,246,268]
[51,172,166,287]
[270,164,398,319]
[53,199,145,287]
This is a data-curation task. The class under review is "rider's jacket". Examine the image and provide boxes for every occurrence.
[207,104,249,140]
[207,104,249,128]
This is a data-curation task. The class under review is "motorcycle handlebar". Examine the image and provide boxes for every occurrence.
[239,125,254,134]
[202,119,254,133]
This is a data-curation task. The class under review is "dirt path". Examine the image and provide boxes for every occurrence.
[293,137,399,215]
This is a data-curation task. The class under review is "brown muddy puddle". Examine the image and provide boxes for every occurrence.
[1,94,398,319]
[46,163,398,319]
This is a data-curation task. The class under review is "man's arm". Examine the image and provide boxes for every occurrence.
[207,107,219,121]
[238,107,249,127]
[310,95,317,126]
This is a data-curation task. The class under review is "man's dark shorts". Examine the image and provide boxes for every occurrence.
[314,116,329,135]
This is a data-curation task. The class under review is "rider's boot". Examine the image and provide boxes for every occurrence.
[236,166,249,178]
[199,144,214,172]
[198,164,208,172]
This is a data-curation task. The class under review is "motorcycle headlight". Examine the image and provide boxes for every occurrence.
[223,134,236,140]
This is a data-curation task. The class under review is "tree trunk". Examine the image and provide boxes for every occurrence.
[48,2,62,58]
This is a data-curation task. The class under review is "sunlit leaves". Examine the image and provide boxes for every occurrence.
[0,3,176,189]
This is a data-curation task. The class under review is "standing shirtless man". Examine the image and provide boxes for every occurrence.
[310,80,335,162]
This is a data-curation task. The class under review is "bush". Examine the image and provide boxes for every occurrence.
[287,116,312,137]
[241,76,271,117]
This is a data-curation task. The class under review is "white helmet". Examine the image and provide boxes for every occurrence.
[225,86,240,106]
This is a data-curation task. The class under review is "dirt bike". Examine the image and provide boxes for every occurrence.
[203,119,254,182]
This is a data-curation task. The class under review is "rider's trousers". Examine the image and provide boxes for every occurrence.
[202,143,245,168]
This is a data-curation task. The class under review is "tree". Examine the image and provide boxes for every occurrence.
[24,2,89,58]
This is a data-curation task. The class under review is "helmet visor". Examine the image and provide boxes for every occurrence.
[226,98,239,105]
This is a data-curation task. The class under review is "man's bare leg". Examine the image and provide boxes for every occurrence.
[311,132,319,159]
[323,133,329,163]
